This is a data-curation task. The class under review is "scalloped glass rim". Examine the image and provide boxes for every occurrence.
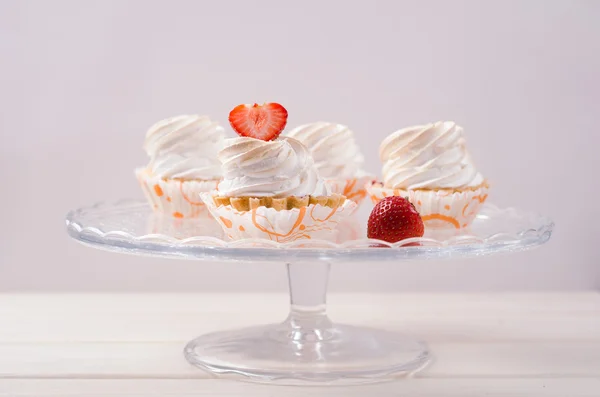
[66,200,553,262]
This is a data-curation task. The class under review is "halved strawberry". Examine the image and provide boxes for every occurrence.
[228,102,288,141]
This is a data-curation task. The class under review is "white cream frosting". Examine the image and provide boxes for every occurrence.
[286,122,366,180]
[380,121,485,190]
[216,137,330,198]
[144,115,224,180]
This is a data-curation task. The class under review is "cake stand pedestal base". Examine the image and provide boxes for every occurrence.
[184,323,429,385]
[183,262,430,385]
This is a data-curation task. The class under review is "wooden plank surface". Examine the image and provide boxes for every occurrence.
[2,378,600,397]
[0,341,599,379]
[0,293,598,396]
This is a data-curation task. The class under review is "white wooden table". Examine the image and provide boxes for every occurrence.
[0,293,599,396]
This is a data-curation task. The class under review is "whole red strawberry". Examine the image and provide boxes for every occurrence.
[367,196,424,243]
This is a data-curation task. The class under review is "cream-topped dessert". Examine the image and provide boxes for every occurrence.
[379,121,484,190]
[286,122,365,180]
[216,137,329,198]
[367,121,489,229]
[286,122,372,206]
[144,115,224,180]
[136,114,225,218]
[201,102,356,242]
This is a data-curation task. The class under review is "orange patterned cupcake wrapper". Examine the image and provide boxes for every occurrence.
[365,182,490,229]
[326,175,374,211]
[136,168,220,219]
[201,192,357,242]
[146,211,224,239]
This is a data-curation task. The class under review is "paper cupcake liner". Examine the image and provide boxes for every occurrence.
[366,182,490,229]
[146,211,225,240]
[201,192,357,242]
[136,168,220,218]
[326,175,374,210]
[335,216,364,243]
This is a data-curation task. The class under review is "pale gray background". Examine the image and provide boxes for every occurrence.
[1,0,598,291]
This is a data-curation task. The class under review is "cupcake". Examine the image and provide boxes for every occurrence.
[286,122,373,207]
[366,121,489,229]
[201,102,356,242]
[136,115,224,218]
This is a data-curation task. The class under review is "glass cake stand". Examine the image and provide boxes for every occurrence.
[65,200,553,385]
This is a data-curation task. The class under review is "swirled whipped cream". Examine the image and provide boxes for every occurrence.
[286,122,366,179]
[216,137,330,197]
[380,121,484,190]
[144,115,224,180]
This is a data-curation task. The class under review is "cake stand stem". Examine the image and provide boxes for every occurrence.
[283,262,333,342]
